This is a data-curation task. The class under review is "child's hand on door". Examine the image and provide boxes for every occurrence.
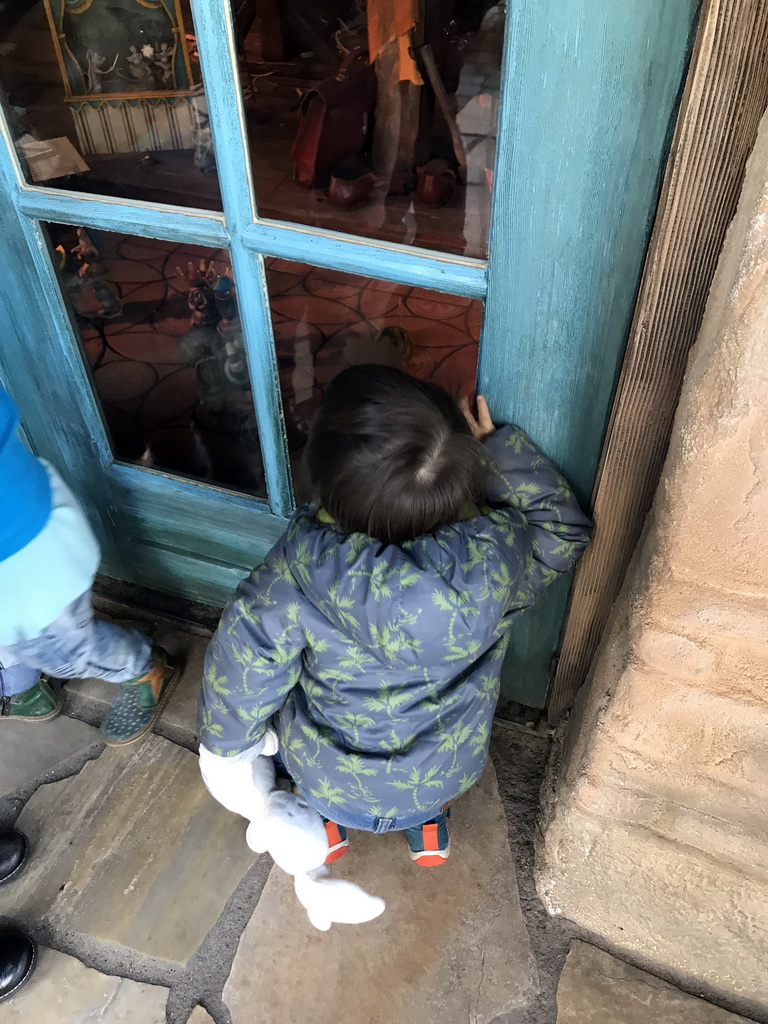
[460,394,496,440]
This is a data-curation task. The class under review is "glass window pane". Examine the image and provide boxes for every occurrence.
[266,259,482,499]
[1,2,221,210]
[46,225,264,495]
[235,1,503,258]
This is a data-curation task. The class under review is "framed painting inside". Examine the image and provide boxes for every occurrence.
[43,0,194,101]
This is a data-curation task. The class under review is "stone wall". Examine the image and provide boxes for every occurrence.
[537,107,768,1003]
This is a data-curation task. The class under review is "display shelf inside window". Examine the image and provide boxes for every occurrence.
[42,0,209,165]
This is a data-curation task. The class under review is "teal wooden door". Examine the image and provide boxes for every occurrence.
[0,0,699,707]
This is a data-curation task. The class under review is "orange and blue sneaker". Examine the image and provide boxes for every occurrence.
[324,821,349,863]
[404,811,451,866]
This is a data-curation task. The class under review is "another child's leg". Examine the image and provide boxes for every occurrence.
[0,655,60,722]
[7,590,181,744]
[403,806,451,866]
[7,590,152,680]
[97,643,181,747]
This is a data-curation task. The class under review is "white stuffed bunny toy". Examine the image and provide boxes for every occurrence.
[199,731,385,931]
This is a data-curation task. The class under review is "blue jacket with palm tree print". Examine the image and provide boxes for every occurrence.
[198,425,592,829]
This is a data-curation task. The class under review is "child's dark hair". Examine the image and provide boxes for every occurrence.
[306,365,489,544]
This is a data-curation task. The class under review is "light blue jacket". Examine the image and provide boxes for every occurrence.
[0,386,51,559]
[0,387,100,645]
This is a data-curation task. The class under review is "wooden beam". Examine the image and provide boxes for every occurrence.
[549,0,768,722]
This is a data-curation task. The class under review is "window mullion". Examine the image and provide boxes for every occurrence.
[243,223,488,299]
[16,189,228,247]
[190,0,293,516]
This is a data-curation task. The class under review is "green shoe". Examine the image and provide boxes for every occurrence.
[0,678,61,722]
[100,648,182,747]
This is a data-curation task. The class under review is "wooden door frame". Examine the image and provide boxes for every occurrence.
[550,0,768,721]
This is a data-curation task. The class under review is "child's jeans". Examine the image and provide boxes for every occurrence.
[0,590,153,698]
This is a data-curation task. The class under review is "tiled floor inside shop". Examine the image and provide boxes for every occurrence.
[57,230,480,499]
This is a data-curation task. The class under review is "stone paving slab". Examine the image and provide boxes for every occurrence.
[223,764,538,1024]
[158,630,206,743]
[66,629,207,746]
[0,716,100,799]
[556,942,753,1023]
[2,945,168,1023]
[187,1007,216,1023]
[5,735,257,964]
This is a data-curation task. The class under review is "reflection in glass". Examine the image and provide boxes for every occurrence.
[47,226,264,495]
[265,259,482,497]
[236,0,504,258]
[0,2,221,209]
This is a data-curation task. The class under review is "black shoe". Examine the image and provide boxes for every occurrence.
[0,830,27,885]
[0,928,36,1003]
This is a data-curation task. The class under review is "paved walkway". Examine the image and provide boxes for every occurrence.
[0,618,758,1024]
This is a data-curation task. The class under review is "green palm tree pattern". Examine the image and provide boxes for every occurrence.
[198,425,592,822]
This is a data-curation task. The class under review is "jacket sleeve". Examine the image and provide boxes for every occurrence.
[483,425,593,598]
[197,538,307,758]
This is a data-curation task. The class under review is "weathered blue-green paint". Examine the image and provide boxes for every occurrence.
[17,189,228,247]
[107,463,286,604]
[481,0,700,705]
[190,0,295,516]
[126,543,254,608]
[243,222,487,299]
